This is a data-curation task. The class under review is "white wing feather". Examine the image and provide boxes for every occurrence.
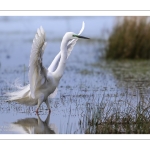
[29,26,47,99]
[67,21,85,58]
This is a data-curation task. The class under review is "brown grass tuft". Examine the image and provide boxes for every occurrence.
[105,16,150,59]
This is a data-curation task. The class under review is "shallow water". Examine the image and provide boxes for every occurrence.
[1,16,150,134]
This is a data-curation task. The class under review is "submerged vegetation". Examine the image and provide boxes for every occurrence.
[105,16,150,59]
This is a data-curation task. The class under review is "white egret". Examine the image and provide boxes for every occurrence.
[6,21,89,113]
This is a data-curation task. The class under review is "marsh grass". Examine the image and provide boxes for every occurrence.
[85,90,150,134]
[105,16,150,59]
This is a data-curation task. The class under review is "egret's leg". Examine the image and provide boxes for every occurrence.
[45,99,51,113]
[36,98,43,114]
[36,113,43,126]
[45,111,50,124]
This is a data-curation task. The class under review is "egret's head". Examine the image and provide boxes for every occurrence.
[64,32,90,41]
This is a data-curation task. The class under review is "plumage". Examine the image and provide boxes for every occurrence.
[29,26,47,99]
[6,21,89,113]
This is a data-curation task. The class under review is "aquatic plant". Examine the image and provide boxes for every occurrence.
[85,90,150,134]
[105,16,150,59]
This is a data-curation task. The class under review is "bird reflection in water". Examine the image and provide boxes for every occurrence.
[11,112,58,134]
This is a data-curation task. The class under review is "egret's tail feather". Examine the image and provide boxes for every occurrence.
[5,84,37,106]
[6,84,30,100]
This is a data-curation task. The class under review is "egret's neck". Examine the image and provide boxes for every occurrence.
[53,37,69,81]
[61,36,70,52]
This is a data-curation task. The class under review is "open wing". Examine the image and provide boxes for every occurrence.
[29,26,47,99]
[67,21,85,58]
